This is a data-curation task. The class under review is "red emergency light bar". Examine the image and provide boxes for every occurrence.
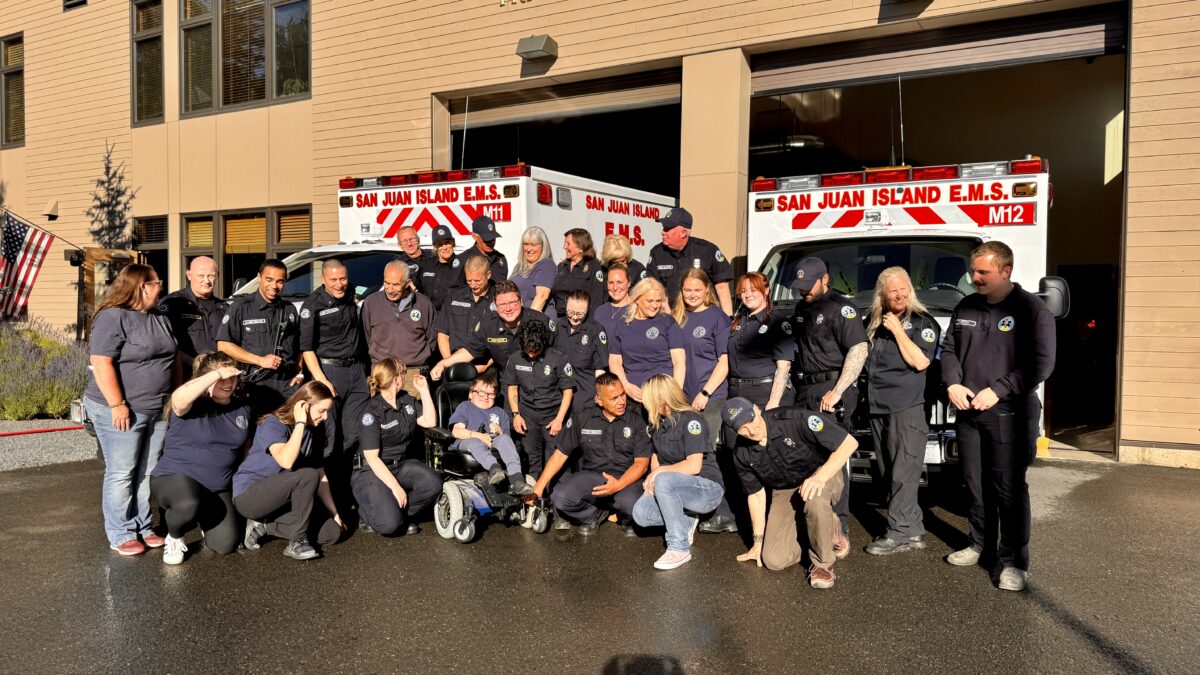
[1009,158,1047,174]
[752,157,1046,191]
[912,165,959,181]
[821,172,864,187]
[338,164,530,190]
[865,168,911,184]
[415,172,442,184]
[501,164,531,178]
[750,178,777,191]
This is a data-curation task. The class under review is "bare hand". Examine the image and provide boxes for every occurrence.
[591,472,621,497]
[624,383,643,402]
[691,393,709,412]
[765,399,780,411]
[289,374,305,387]
[393,487,408,509]
[259,354,283,370]
[293,400,310,426]
[412,375,430,395]
[820,390,839,413]
[317,378,335,396]
[947,384,975,411]
[476,432,493,448]
[215,366,241,380]
[546,418,563,437]
[430,362,446,381]
[489,422,502,436]
[737,543,763,567]
[800,475,826,502]
[111,404,131,432]
[882,312,904,336]
[513,414,527,435]
[642,469,659,495]
[970,387,999,411]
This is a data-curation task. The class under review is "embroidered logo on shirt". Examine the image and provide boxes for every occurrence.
[489,413,500,425]
[693,259,702,269]
[222,314,230,324]
[599,331,607,345]
[646,327,660,339]
[489,303,497,312]
[544,364,553,376]
[693,325,707,338]
[405,404,415,415]
[758,324,769,334]
[235,415,248,430]
[548,320,557,332]
[301,309,311,319]
[781,321,792,335]
[563,363,574,377]
[362,413,375,426]
[595,270,604,282]
[816,314,825,325]
[581,334,589,346]
[921,327,936,343]
[998,316,1015,332]
[623,426,632,438]
[841,306,857,319]
[687,420,702,435]
[452,259,460,268]
[715,250,725,262]
[410,309,422,321]
[784,437,795,447]
[902,320,912,330]
[807,415,824,432]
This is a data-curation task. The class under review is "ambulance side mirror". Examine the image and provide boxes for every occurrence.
[1037,276,1070,319]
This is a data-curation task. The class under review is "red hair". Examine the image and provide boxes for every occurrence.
[733,272,772,330]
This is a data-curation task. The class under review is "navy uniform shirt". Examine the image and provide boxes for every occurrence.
[554,318,609,407]
[357,392,424,462]
[158,287,227,359]
[646,237,734,304]
[513,258,558,319]
[734,407,848,492]
[458,246,508,284]
[435,283,496,355]
[465,307,553,385]
[728,309,795,379]
[216,292,301,377]
[867,312,940,415]
[791,291,868,375]
[298,285,362,361]
[555,407,653,475]
[359,290,437,366]
[552,257,607,320]
[940,284,1056,401]
[233,416,318,497]
[610,314,685,387]
[653,410,722,485]
[503,346,575,414]
[417,255,461,311]
[153,397,252,492]
[680,305,732,400]
[400,249,436,293]
[85,307,177,413]
[593,302,632,340]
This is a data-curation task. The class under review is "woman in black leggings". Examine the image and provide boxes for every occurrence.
[150,352,251,565]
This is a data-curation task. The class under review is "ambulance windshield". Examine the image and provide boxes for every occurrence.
[761,237,979,315]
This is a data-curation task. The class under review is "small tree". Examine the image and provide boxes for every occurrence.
[86,141,137,251]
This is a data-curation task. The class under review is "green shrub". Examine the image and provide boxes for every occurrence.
[0,318,90,420]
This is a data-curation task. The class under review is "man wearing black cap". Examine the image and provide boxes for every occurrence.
[458,215,508,284]
[721,397,857,589]
[646,207,734,315]
[417,224,461,311]
[788,256,868,539]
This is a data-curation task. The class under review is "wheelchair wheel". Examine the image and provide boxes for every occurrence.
[453,517,475,543]
[530,507,550,534]
[434,483,463,539]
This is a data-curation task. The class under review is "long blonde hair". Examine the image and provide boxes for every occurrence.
[641,374,694,431]
[600,234,634,266]
[671,268,717,327]
[867,267,930,340]
[367,358,407,396]
[625,277,667,324]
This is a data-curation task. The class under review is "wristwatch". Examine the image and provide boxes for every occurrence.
[701,389,711,398]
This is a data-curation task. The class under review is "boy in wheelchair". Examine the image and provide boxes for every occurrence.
[448,372,535,496]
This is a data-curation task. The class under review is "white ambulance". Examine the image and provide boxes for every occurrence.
[747,157,1068,485]
[234,165,674,301]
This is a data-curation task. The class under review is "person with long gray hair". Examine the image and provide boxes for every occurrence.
[511,225,556,317]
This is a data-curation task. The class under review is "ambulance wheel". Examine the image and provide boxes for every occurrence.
[434,484,463,539]
[453,518,475,543]
[531,508,550,534]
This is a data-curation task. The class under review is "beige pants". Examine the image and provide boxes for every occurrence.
[762,470,844,572]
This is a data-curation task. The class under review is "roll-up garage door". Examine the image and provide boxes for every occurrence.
[751,3,1126,95]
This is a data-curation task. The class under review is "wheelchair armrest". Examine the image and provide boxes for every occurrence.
[424,427,454,444]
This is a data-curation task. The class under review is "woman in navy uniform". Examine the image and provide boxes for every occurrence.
[150,352,251,564]
[726,272,795,424]
[632,375,725,570]
[609,278,685,403]
[352,359,443,537]
[551,228,606,321]
[504,320,575,479]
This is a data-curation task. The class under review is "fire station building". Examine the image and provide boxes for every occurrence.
[0,0,1195,465]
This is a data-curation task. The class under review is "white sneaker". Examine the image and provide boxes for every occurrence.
[162,535,187,566]
[688,519,699,546]
[654,549,692,570]
[998,566,1028,591]
[946,546,981,566]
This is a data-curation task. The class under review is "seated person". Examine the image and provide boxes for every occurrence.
[352,359,444,536]
[449,372,534,495]
[504,319,574,480]
[530,373,650,534]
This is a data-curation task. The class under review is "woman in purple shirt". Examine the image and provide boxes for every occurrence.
[609,277,685,403]
[511,226,557,318]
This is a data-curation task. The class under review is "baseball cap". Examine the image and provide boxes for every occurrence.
[721,397,757,432]
[471,215,500,241]
[788,257,828,292]
[657,207,693,230]
[431,225,454,243]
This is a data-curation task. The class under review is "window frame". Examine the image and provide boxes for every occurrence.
[131,0,165,126]
[179,205,312,296]
[1,32,24,148]
[178,0,311,120]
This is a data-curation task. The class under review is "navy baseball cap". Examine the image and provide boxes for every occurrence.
[431,225,454,244]
[657,207,693,230]
[721,397,757,432]
[788,257,828,292]
[472,215,500,241]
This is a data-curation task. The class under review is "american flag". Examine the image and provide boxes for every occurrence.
[0,211,55,320]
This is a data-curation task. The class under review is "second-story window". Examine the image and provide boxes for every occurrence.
[132,0,164,123]
[1,34,24,146]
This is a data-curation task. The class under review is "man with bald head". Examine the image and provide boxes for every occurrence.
[159,256,227,368]
[396,226,435,293]
[360,260,437,396]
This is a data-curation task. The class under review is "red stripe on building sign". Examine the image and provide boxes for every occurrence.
[830,210,864,229]
[904,206,944,225]
[791,212,820,229]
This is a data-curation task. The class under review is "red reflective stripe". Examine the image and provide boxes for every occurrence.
[409,207,442,232]
[905,206,944,225]
[375,208,392,225]
[438,205,470,235]
[830,210,863,228]
[791,212,820,229]
[381,207,413,239]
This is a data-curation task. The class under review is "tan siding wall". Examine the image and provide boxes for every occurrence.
[1122,0,1200,450]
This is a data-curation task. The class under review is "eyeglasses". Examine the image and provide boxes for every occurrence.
[145,280,163,286]
[566,311,587,320]
[471,389,496,398]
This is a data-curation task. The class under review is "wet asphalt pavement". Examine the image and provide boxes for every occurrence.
[0,458,1197,674]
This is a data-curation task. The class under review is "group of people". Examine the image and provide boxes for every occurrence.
[85,206,1055,590]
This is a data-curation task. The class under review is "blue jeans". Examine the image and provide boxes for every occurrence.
[633,472,724,552]
[86,398,168,547]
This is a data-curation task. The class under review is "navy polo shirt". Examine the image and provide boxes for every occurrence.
[728,310,795,379]
[448,401,512,451]
[555,407,652,475]
[85,307,177,413]
[503,347,575,414]
[153,398,253,493]
[610,314,685,387]
[358,392,424,462]
[652,410,722,486]
[792,291,868,375]
[680,305,731,400]
[554,318,609,407]
[232,416,318,498]
[867,312,941,415]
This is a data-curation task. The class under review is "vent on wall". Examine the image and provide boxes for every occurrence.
[64,0,87,9]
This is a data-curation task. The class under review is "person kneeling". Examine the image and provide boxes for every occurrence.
[233,383,346,560]
[352,359,444,536]
[721,398,857,589]
[632,375,725,570]
[530,373,650,534]
[449,372,533,495]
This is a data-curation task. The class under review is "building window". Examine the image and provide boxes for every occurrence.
[181,0,308,116]
[181,206,310,296]
[1,34,23,146]
[132,1,164,123]
[134,216,169,284]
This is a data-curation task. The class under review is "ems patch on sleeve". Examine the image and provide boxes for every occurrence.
[841,306,857,319]
[807,415,824,432]
[362,413,375,426]
[687,420,702,435]
[921,327,936,343]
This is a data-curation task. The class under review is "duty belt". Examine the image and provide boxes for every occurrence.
[319,357,360,368]
[799,370,838,385]
[729,376,774,386]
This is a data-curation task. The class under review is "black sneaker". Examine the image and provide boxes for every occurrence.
[508,473,535,496]
[698,514,738,534]
[554,515,572,531]
[865,535,927,556]
[405,523,420,536]
[243,519,267,551]
[488,465,507,485]
[577,509,610,536]
[359,521,376,535]
[283,537,320,561]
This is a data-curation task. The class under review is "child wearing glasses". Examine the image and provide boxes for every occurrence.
[449,372,534,495]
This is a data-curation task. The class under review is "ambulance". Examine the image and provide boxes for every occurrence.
[234,165,674,301]
[747,157,1069,486]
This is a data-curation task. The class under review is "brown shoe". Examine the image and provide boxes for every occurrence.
[809,565,836,589]
[832,521,850,560]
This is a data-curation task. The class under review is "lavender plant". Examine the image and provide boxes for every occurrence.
[0,318,89,420]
